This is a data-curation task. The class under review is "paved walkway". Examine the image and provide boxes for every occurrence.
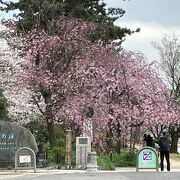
[166,158,180,170]
[0,161,180,180]
[0,169,86,179]
[115,156,180,172]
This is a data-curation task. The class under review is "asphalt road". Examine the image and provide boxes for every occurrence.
[5,172,180,180]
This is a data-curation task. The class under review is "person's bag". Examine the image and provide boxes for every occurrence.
[155,143,160,149]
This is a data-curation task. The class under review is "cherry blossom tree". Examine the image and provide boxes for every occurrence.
[0,26,40,123]
[2,18,179,152]
[53,46,179,152]
[153,34,180,152]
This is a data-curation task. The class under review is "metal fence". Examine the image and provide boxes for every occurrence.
[15,147,36,173]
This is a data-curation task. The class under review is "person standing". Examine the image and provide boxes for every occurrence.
[142,133,147,147]
[158,130,171,171]
[146,134,153,147]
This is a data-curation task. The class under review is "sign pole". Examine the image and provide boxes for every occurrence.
[65,129,72,169]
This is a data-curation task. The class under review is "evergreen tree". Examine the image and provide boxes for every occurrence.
[0,0,139,43]
[23,120,49,144]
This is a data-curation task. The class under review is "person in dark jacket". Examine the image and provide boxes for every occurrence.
[146,134,153,147]
[142,133,147,147]
[158,130,171,171]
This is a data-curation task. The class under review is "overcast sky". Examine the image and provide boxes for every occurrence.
[104,0,180,62]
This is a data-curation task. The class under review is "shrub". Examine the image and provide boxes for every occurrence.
[97,150,136,170]
[97,155,115,170]
[112,150,136,167]
[46,146,65,165]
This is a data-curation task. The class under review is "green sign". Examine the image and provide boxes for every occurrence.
[79,138,88,145]
[0,133,18,151]
[136,147,158,171]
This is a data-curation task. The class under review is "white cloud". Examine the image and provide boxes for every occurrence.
[116,20,180,62]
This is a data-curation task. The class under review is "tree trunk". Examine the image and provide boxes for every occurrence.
[170,125,180,153]
[130,127,133,150]
[47,120,57,148]
[170,124,180,153]
[106,120,113,153]
[170,131,179,153]
[42,90,57,148]
[115,122,121,154]
[133,125,139,150]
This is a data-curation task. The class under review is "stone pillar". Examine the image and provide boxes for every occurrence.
[76,137,91,169]
[65,129,72,169]
[86,152,98,171]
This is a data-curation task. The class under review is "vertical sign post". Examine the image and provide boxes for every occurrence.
[65,129,72,169]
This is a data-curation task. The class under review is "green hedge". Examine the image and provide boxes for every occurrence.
[97,155,115,170]
[46,146,65,165]
[112,150,136,167]
[97,150,136,170]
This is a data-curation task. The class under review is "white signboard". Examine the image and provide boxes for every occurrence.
[76,137,91,168]
[19,155,31,163]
